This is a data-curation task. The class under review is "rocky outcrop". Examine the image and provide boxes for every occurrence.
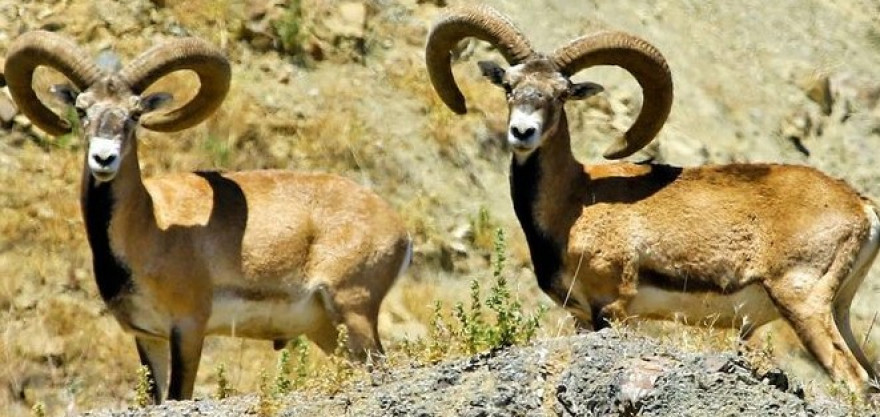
[81,330,848,417]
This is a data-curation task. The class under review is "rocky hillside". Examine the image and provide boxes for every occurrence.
[80,330,852,417]
[1,0,880,416]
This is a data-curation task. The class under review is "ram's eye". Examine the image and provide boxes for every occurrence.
[75,107,87,118]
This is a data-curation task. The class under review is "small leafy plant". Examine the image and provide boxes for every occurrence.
[273,348,293,396]
[274,0,307,61]
[408,227,547,362]
[457,228,546,352]
[290,336,311,389]
[134,365,153,408]
[256,368,276,416]
[470,207,499,251]
[214,363,234,400]
[325,324,357,392]
[30,402,46,417]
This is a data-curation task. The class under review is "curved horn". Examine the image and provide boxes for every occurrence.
[4,31,102,136]
[119,37,230,132]
[553,32,673,159]
[426,5,535,114]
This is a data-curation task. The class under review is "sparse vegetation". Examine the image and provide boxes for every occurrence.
[29,402,45,417]
[452,228,546,353]
[455,283,485,355]
[201,133,232,168]
[321,324,358,394]
[133,365,153,409]
[290,337,311,389]
[484,229,545,347]
[470,206,499,252]
[273,348,293,397]
[274,0,306,60]
[390,227,548,363]
[208,226,551,401]
[256,369,277,417]
[214,364,234,400]
[868,27,880,51]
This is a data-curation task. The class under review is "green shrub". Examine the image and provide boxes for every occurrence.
[411,227,547,361]
[134,365,153,408]
[274,0,306,60]
[214,363,234,400]
[273,348,293,396]
[256,368,276,416]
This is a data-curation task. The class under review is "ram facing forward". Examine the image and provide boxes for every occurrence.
[426,5,880,393]
[5,31,411,402]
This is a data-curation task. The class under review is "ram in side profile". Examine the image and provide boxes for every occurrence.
[426,5,879,393]
[5,31,411,402]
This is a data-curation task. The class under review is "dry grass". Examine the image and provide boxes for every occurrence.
[614,314,880,412]
[385,52,508,159]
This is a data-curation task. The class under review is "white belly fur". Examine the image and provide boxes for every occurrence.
[206,288,326,339]
[627,284,781,329]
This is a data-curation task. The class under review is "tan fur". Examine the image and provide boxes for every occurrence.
[101,138,410,400]
[109,141,409,334]
[12,56,410,402]
[521,86,878,393]
[425,3,878,394]
[455,54,880,393]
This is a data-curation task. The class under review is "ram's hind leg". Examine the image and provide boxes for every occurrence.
[832,270,877,389]
[167,323,206,400]
[309,284,382,361]
[834,302,876,387]
[316,287,383,361]
[304,290,343,354]
[306,280,382,362]
[764,268,870,393]
[135,336,169,404]
[833,213,880,387]
[309,239,409,361]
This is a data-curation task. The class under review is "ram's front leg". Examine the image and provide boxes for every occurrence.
[166,322,206,400]
[135,336,169,404]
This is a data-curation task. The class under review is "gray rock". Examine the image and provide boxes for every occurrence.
[80,330,851,417]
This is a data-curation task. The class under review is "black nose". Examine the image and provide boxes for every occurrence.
[511,126,535,140]
[93,154,117,167]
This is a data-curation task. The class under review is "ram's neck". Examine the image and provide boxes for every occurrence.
[80,138,152,303]
[509,111,587,293]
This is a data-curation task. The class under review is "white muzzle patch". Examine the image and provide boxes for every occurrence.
[88,137,122,181]
[508,107,544,153]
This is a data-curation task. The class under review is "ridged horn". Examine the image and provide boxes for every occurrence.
[552,32,673,159]
[4,31,102,136]
[119,37,230,132]
[426,4,534,114]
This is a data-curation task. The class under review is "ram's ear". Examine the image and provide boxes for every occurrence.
[478,60,506,87]
[50,84,80,106]
[137,92,174,113]
[568,82,603,101]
